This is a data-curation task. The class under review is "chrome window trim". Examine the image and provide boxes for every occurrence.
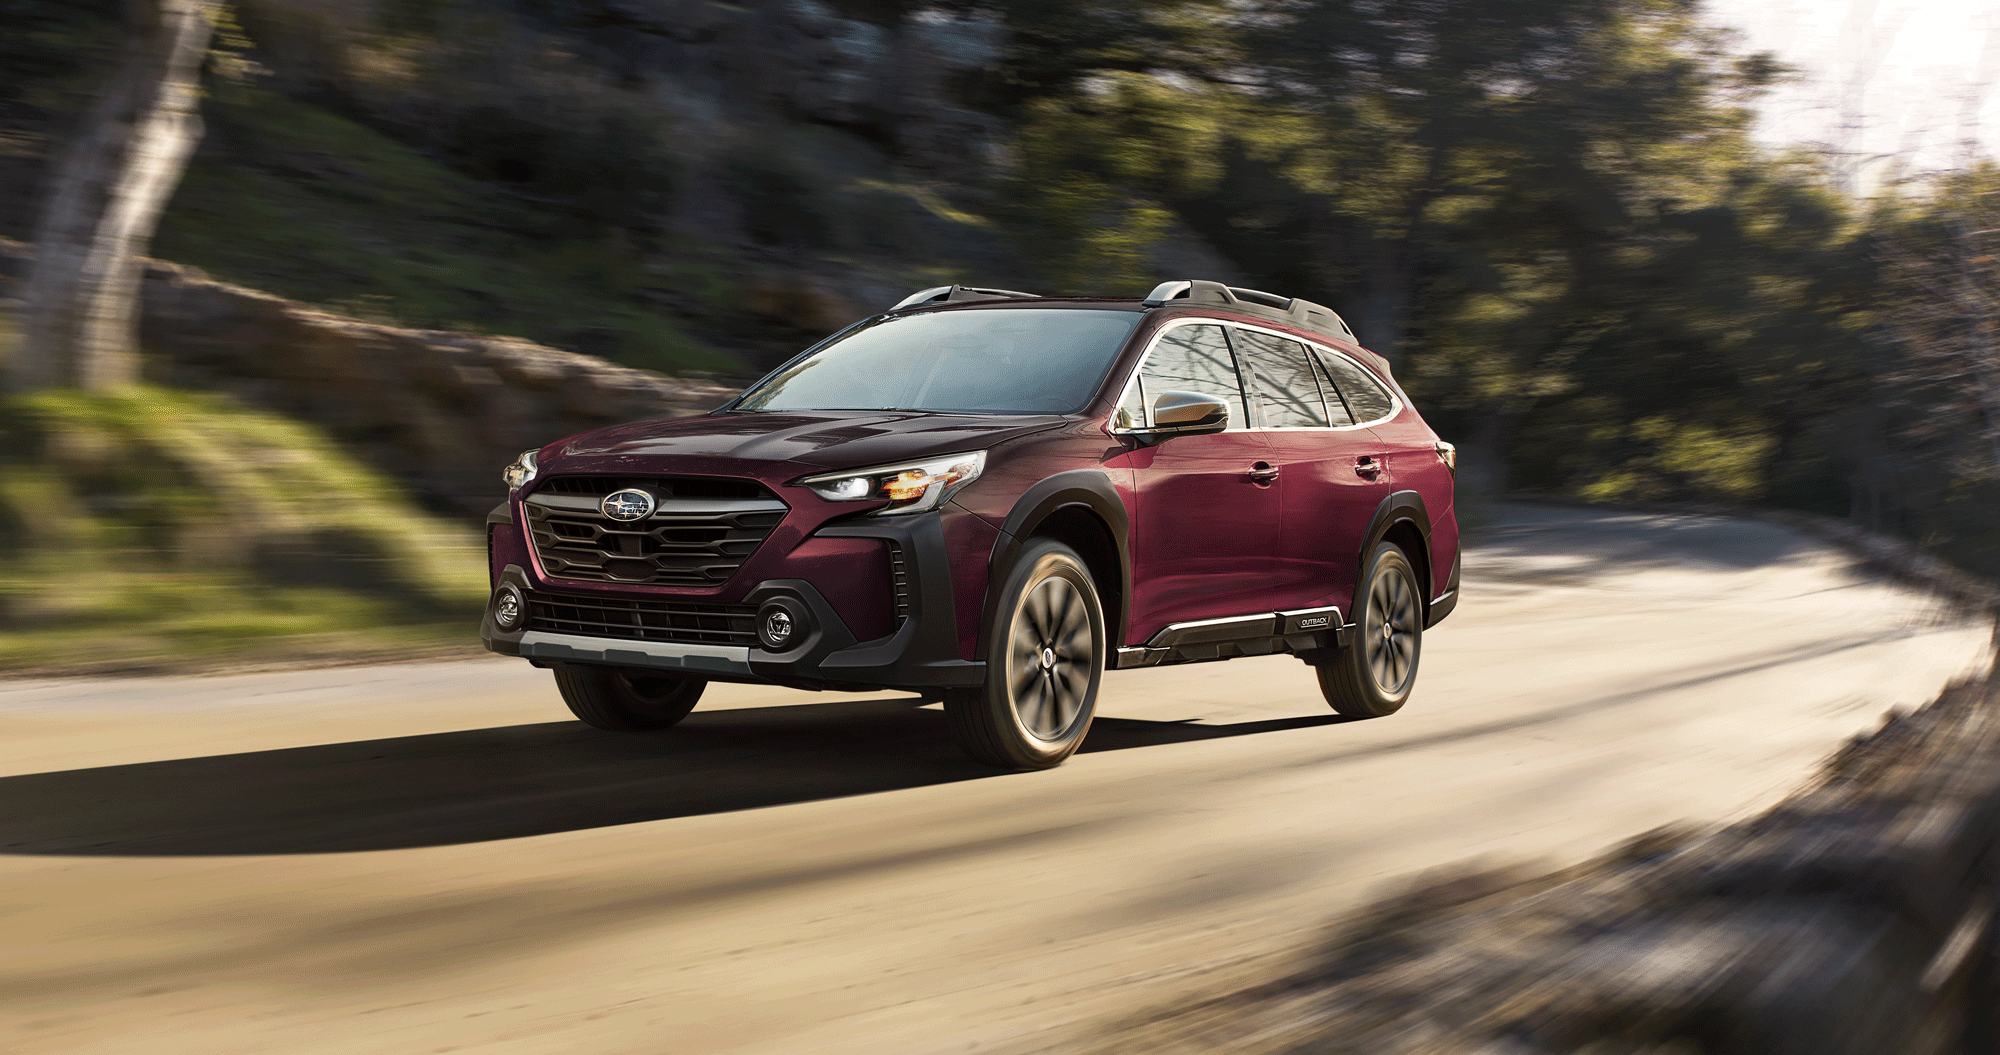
[1108,317,1255,434]
[1224,319,1403,432]
[1227,324,1340,431]
[1108,316,1401,435]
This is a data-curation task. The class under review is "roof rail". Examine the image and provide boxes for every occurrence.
[1142,279,1356,343]
[890,285,1040,312]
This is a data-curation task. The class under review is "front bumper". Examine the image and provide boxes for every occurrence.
[481,513,985,691]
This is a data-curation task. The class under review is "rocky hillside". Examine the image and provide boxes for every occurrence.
[0,238,736,517]
[1,0,1234,380]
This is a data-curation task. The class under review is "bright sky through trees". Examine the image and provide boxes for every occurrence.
[1703,0,2000,188]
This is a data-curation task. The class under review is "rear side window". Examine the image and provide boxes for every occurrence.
[1231,329,1330,428]
[1128,323,1248,429]
[1317,352,1397,424]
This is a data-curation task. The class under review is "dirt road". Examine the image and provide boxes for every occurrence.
[1,505,1988,1055]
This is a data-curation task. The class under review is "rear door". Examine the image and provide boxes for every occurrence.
[1112,321,1283,643]
[1233,327,1394,618]
[1320,350,1455,601]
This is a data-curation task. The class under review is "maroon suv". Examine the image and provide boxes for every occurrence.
[482,280,1459,768]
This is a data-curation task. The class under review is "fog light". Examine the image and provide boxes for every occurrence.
[758,600,805,650]
[493,585,525,631]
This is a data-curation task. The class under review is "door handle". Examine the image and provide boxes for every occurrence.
[1247,461,1280,484]
[1355,456,1384,478]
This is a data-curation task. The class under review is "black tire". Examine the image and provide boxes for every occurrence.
[945,539,1105,769]
[552,664,706,731]
[1318,543,1423,718]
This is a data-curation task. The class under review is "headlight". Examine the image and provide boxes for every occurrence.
[503,449,539,491]
[797,451,986,516]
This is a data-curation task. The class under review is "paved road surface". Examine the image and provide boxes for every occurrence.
[0,505,1989,1055]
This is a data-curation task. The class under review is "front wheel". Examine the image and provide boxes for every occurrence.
[553,664,706,731]
[945,539,1105,769]
[1318,542,1423,718]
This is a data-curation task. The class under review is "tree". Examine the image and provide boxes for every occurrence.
[12,0,219,392]
[1235,0,1779,366]
[1877,169,2000,482]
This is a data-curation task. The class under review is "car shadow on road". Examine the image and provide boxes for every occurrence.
[0,698,1353,857]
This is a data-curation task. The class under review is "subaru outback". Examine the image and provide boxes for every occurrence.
[481,279,1460,768]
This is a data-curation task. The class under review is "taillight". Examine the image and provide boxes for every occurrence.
[1434,441,1457,475]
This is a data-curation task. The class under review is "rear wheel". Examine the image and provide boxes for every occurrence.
[945,539,1105,769]
[1318,543,1422,718]
[553,664,706,731]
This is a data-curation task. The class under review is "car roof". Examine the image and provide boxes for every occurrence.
[882,280,1357,345]
[880,282,1387,375]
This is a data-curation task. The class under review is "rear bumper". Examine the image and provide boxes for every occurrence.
[1424,550,1461,629]
[481,512,985,691]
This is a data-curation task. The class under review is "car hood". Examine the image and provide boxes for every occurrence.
[546,411,1070,478]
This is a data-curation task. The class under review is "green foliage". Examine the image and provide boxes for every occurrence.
[971,0,1242,110]
[988,0,1993,570]
[1577,417,1776,502]
[445,103,678,230]
[0,384,487,672]
[10,0,1993,583]
[722,128,942,256]
[152,86,724,374]
[1002,73,1238,291]
[0,0,118,111]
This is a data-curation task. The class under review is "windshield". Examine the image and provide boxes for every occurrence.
[734,308,1142,415]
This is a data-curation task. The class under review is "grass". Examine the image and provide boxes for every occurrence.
[0,384,492,674]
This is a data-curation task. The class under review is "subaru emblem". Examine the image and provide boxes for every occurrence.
[600,488,656,522]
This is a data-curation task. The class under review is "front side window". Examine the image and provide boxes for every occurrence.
[1317,352,1397,424]
[735,308,1141,414]
[1232,329,1330,428]
[1123,323,1248,429]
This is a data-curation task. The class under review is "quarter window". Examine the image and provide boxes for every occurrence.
[1127,323,1248,430]
[1317,352,1397,424]
[1232,329,1330,428]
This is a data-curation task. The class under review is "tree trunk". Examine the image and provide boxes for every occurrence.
[1353,145,1446,367]
[1356,234,1422,366]
[1355,240,1406,365]
[1463,406,1518,496]
[1972,323,2000,482]
[12,0,218,392]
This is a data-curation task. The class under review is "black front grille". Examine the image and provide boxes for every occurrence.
[528,592,759,646]
[525,476,787,586]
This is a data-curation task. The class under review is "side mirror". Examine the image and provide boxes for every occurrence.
[1130,390,1229,443]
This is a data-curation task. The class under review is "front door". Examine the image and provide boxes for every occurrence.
[1112,322,1283,643]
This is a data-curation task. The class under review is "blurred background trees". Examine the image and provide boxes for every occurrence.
[0,0,1995,585]
[12,0,217,391]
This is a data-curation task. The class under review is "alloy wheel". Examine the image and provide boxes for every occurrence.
[1006,576,1094,739]
[1363,563,1419,696]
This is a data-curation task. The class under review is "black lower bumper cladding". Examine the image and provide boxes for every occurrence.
[481,513,986,691]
